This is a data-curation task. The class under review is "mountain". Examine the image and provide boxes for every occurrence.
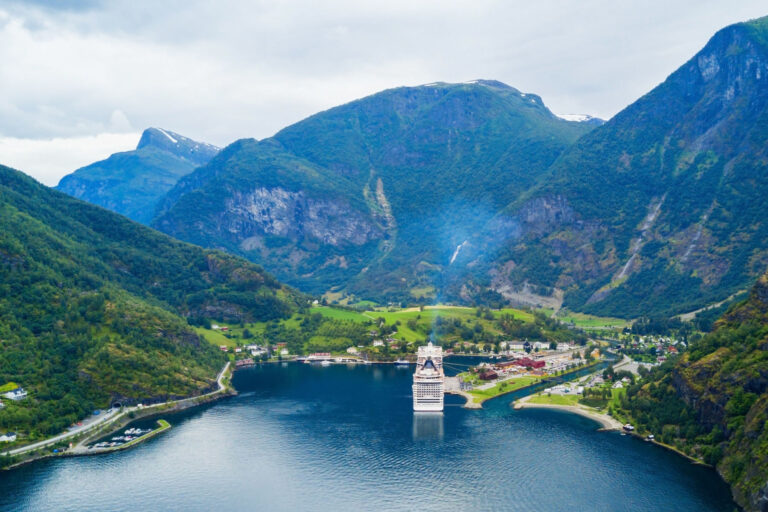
[617,271,768,511]
[456,16,768,317]
[0,164,302,439]
[56,128,219,224]
[152,80,596,299]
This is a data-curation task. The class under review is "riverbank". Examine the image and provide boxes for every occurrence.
[2,362,234,470]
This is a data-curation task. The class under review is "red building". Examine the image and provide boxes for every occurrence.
[479,370,498,381]
[514,357,545,369]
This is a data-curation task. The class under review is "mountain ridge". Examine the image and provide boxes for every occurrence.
[152,80,596,297]
[453,16,768,317]
[56,128,219,224]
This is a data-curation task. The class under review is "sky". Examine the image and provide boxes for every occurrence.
[0,0,766,186]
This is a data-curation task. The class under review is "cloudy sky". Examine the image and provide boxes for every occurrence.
[1,0,766,185]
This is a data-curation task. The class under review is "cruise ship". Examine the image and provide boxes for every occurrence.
[412,342,445,412]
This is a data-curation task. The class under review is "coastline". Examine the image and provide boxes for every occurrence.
[513,395,711,467]
[447,359,605,409]
[2,362,234,470]
[513,395,622,430]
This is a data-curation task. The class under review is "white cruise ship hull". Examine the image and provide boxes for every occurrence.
[413,400,444,412]
[412,381,445,412]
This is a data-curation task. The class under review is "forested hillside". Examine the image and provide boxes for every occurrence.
[615,271,768,511]
[0,164,303,439]
[461,16,768,317]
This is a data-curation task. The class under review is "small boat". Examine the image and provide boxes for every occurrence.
[645,434,655,442]
[394,359,410,366]
[622,424,635,432]
[320,360,331,366]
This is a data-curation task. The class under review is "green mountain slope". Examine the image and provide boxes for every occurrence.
[616,271,768,511]
[56,128,219,224]
[0,164,302,439]
[152,80,596,298]
[462,16,768,317]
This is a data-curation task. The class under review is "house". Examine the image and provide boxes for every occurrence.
[235,348,242,353]
[532,341,548,351]
[347,347,359,355]
[0,432,16,442]
[3,388,27,401]
[219,345,229,352]
[280,348,289,356]
[372,340,384,347]
[479,370,498,381]
[507,341,526,351]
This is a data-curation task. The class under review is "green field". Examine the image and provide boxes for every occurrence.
[468,376,542,402]
[528,393,581,406]
[192,326,235,347]
[312,306,372,322]
[0,382,19,393]
[556,311,629,330]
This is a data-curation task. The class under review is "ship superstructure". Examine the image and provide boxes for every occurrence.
[412,342,445,412]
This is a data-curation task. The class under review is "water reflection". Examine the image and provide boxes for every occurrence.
[412,412,444,440]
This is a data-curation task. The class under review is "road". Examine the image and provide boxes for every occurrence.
[3,362,230,457]
[4,407,120,456]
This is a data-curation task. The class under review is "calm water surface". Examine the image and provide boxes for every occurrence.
[0,361,736,511]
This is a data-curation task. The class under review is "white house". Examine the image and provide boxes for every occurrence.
[0,432,17,442]
[280,348,289,356]
[507,341,526,351]
[372,340,384,347]
[3,388,27,401]
[347,347,359,355]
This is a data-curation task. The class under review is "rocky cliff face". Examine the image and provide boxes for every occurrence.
[222,187,382,246]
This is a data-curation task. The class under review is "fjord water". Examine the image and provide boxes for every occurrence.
[1,362,735,511]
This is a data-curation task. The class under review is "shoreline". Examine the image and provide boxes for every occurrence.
[513,395,711,467]
[513,395,623,430]
[2,362,234,470]
[447,359,606,409]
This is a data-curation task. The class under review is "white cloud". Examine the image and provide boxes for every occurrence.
[0,132,139,186]
[0,0,767,184]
